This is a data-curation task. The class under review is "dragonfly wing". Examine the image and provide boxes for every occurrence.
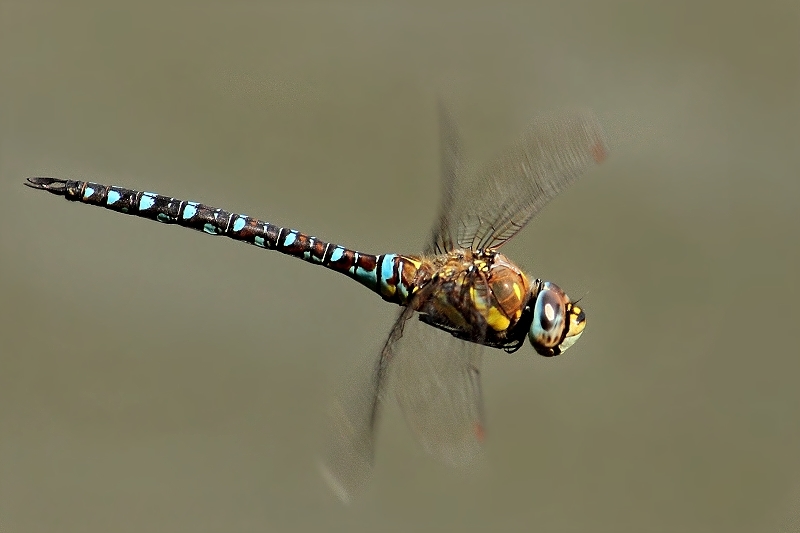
[438,109,608,251]
[391,313,487,467]
[318,304,416,503]
[425,100,464,255]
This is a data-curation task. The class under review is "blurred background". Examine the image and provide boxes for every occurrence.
[1,0,799,531]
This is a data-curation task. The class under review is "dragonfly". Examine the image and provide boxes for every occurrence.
[25,103,607,502]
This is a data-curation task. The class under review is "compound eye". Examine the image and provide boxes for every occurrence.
[528,282,586,357]
[537,289,564,334]
[536,291,564,331]
[528,285,570,356]
[529,288,566,349]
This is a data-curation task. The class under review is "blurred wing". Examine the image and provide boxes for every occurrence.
[425,100,464,255]
[391,313,487,467]
[318,303,417,503]
[319,302,488,502]
[437,109,608,252]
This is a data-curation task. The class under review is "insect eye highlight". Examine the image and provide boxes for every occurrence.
[538,296,560,332]
[527,282,584,357]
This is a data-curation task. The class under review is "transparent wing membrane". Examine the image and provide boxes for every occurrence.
[437,110,608,251]
[392,315,486,466]
[318,306,415,503]
[319,283,488,501]
[425,100,464,255]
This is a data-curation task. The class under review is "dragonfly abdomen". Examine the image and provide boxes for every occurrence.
[25,177,422,305]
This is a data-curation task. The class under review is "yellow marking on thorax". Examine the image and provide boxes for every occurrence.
[485,306,511,331]
[468,286,486,310]
[467,285,514,332]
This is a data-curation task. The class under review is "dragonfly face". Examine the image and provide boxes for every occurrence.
[528,281,586,357]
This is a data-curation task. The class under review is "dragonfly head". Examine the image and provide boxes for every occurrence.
[528,281,586,357]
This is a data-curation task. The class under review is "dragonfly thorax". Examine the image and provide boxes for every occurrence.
[479,252,531,331]
[415,250,533,350]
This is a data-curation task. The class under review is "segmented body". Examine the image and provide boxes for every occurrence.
[54,179,429,306]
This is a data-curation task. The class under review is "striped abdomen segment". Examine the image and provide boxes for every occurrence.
[26,178,423,305]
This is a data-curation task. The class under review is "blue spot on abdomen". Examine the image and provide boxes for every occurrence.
[139,193,156,210]
[182,202,198,220]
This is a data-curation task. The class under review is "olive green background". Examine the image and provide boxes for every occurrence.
[1,1,799,531]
